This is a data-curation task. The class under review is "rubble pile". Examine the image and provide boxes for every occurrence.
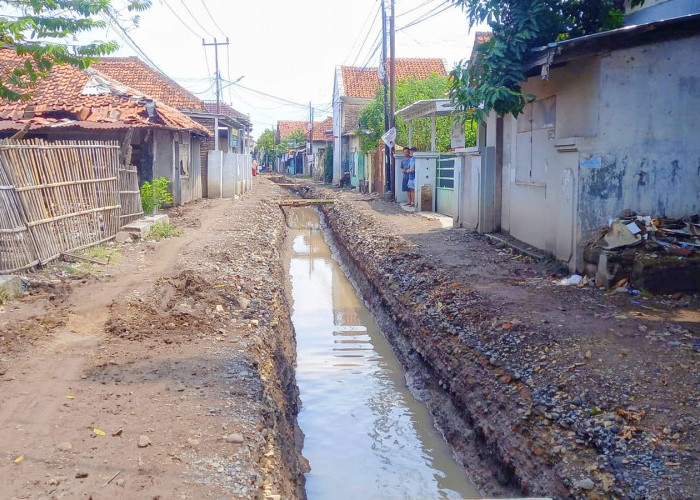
[586,212,700,293]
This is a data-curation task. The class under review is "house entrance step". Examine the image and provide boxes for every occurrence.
[120,214,170,240]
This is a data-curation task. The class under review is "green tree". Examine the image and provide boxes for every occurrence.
[256,128,275,166]
[449,0,645,122]
[0,0,151,101]
[323,144,333,182]
[358,73,469,153]
[277,129,305,156]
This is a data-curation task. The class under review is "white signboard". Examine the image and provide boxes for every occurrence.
[381,127,396,147]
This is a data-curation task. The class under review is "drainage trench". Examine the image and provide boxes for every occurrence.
[285,206,479,499]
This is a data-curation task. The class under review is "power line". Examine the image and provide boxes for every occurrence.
[103,11,166,74]
[160,0,202,38]
[396,0,440,18]
[343,0,381,65]
[350,5,382,68]
[222,79,330,115]
[397,1,453,31]
[178,0,214,38]
[200,0,227,38]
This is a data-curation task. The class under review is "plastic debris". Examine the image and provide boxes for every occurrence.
[559,274,583,286]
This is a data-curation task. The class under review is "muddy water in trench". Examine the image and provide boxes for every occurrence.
[287,207,478,500]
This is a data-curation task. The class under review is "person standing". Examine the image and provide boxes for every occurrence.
[400,147,412,206]
[407,147,417,207]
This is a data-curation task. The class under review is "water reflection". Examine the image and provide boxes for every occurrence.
[287,208,479,500]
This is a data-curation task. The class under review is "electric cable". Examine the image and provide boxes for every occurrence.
[350,6,382,68]
[396,0,440,18]
[178,0,214,38]
[344,1,381,66]
[397,1,453,31]
[103,11,166,74]
[160,0,202,38]
[200,0,227,38]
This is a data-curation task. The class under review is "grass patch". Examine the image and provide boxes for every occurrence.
[81,244,121,263]
[148,222,183,241]
[61,263,91,276]
[0,288,10,306]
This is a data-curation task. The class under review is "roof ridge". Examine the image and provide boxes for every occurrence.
[93,56,205,110]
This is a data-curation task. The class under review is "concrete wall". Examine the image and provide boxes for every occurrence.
[412,152,437,211]
[152,129,176,203]
[210,152,252,199]
[499,33,700,270]
[207,150,222,198]
[152,130,203,206]
[576,36,700,257]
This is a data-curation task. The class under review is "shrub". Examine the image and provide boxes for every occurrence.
[140,177,173,214]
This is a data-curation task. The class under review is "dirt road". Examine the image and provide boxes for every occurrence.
[0,180,304,499]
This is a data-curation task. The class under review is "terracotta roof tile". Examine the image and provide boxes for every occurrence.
[93,57,206,112]
[203,101,250,125]
[277,117,334,142]
[340,58,447,98]
[470,31,493,67]
[0,49,208,135]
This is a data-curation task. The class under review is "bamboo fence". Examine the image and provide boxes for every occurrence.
[118,167,143,225]
[0,139,138,273]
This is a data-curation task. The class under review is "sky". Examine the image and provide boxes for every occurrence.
[95,0,487,137]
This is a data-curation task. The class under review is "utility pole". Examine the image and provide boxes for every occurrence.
[202,37,229,115]
[309,101,314,177]
[382,0,391,194]
[389,0,396,200]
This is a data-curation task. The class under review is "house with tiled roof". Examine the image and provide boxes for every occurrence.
[93,57,251,197]
[0,48,210,206]
[331,58,447,185]
[276,117,333,176]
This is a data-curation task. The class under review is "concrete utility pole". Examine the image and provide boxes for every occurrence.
[309,101,314,177]
[202,38,230,115]
[389,0,396,200]
[382,0,390,194]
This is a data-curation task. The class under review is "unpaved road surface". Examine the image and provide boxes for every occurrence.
[0,180,303,500]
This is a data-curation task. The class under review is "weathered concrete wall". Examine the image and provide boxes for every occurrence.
[152,129,176,203]
[576,35,700,256]
[501,34,700,270]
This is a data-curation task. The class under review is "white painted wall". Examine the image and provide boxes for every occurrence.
[499,33,700,271]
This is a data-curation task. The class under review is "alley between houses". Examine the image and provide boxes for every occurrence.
[0,176,698,500]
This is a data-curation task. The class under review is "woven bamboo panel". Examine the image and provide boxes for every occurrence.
[118,167,143,225]
[0,139,122,272]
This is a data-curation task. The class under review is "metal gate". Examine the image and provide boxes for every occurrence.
[436,155,455,216]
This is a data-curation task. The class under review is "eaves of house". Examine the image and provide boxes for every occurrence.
[527,12,700,77]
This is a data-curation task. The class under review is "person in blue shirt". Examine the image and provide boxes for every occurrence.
[400,147,410,200]
[400,147,416,206]
[406,147,417,206]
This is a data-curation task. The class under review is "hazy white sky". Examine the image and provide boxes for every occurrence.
[98,0,486,136]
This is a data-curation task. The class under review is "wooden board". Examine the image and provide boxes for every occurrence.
[276,199,335,207]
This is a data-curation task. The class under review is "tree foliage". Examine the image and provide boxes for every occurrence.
[449,0,645,122]
[359,74,461,153]
[255,128,276,166]
[256,128,275,154]
[0,0,151,100]
[277,129,305,155]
